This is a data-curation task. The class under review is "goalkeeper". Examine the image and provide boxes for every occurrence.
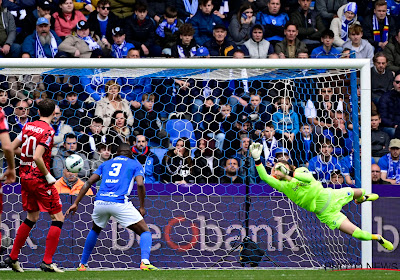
[249,143,393,250]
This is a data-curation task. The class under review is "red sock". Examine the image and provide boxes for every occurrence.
[10,222,33,260]
[43,226,61,264]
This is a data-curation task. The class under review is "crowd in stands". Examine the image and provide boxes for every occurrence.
[1,0,400,187]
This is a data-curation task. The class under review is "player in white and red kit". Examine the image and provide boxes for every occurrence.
[0,106,16,262]
[4,99,64,273]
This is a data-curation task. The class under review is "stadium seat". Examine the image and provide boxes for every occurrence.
[165,119,196,147]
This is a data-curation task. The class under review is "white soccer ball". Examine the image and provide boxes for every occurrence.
[65,154,84,173]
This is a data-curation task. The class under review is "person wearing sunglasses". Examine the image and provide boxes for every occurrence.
[8,100,31,142]
[87,0,121,47]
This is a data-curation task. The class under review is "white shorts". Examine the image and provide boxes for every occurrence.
[92,200,143,229]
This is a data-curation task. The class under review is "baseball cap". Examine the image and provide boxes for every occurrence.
[389,138,400,149]
[36,17,50,26]
[38,0,52,10]
[195,46,209,57]
[76,20,89,30]
[112,26,125,36]
[213,24,227,31]
[274,147,290,156]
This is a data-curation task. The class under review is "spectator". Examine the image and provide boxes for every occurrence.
[308,139,351,183]
[311,29,341,58]
[73,0,96,16]
[132,93,169,148]
[255,0,289,46]
[87,0,121,47]
[234,136,259,184]
[22,17,65,58]
[291,0,325,52]
[243,24,274,59]
[223,113,254,159]
[8,100,30,141]
[94,79,134,129]
[15,0,53,44]
[78,117,107,160]
[371,52,395,104]
[171,23,199,58]
[275,22,308,58]
[371,163,391,184]
[126,47,141,58]
[58,90,96,133]
[244,92,270,134]
[190,0,224,46]
[315,0,347,29]
[58,20,109,58]
[384,27,400,73]
[131,135,162,183]
[220,158,243,184]
[155,6,184,56]
[146,0,176,24]
[0,0,21,58]
[378,138,400,184]
[199,97,225,151]
[52,0,86,39]
[203,24,238,57]
[220,103,237,139]
[371,112,391,160]
[110,26,135,58]
[362,0,396,52]
[258,122,282,169]
[54,168,93,195]
[273,147,292,164]
[305,85,344,135]
[330,2,359,48]
[0,88,13,116]
[104,110,135,154]
[161,137,194,183]
[192,137,224,183]
[176,0,199,21]
[323,111,353,156]
[272,96,300,146]
[387,0,400,31]
[90,143,111,176]
[292,123,317,168]
[343,24,374,67]
[125,1,161,57]
[228,2,255,45]
[51,105,73,157]
[329,169,345,185]
[379,72,400,138]
[52,132,91,180]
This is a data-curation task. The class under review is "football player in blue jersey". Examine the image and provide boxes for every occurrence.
[66,143,158,271]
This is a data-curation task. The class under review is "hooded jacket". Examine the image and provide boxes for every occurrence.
[330,4,360,47]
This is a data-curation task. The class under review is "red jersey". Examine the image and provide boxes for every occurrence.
[0,107,9,134]
[17,120,54,180]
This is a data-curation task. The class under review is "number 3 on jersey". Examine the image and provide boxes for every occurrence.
[109,163,122,176]
[21,135,37,157]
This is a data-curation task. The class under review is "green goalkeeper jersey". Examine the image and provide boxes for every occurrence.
[255,164,324,213]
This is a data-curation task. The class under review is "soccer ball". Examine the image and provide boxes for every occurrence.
[65,154,84,173]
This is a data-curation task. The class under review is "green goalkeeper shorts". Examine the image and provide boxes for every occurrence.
[316,187,354,230]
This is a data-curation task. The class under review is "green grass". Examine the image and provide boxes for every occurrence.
[0,269,399,280]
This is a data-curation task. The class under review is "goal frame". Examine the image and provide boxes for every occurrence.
[0,58,372,267]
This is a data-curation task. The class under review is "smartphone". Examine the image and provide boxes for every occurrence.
[242,13,247,20]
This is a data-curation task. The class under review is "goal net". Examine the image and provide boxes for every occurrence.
[0,58,371,269]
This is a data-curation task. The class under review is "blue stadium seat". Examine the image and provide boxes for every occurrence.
[150,148,168,162]
[165,119,196,147]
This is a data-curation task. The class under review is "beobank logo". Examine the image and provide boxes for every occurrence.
[164,217,200,251]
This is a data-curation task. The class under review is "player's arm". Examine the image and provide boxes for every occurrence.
[136,175,146,217]
[65,173,101,216]
[0,132,16,183]
[33,144,57,184]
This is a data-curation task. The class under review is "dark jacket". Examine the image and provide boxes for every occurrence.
[189,10,224,46]
[193,148,224,183]
[87,10,121,45]
[78,127,107,160]
[171,38,198,58]
[203,37,238,57]
[155,16,184,49]
[275,37,308,58]
[125,14,156,48]
[371,129,390,157]
[105,126,135,154]
[161,153,194,183]
[220,175,244,184]
[290,8,325,41]
[58,99,95,133]
[379,89,400,128]
[131,146,161,183]
[132,106,161,139]
[362,14,397,51]
[292,133,318,167]
[384,36,400,73]
[201,104,223,133]
[371,66,394,97]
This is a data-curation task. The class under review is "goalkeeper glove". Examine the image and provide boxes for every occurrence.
[275,163,289,175]
[249,143,263,161]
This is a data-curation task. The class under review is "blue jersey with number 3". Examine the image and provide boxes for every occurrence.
[94,156,144,203]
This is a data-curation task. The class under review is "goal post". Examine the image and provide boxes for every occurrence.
[0,58,372,268]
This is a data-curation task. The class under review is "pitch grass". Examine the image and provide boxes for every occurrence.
[0,269,399,280]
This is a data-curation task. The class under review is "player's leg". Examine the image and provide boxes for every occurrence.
[352,188,379,204]
[339,218,393,250]
[128,220,158,270]
[4,210,39,272]
[77,222,103,271]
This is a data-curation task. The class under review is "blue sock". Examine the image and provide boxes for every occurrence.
[80,230,100,265]
[140,231,152,261]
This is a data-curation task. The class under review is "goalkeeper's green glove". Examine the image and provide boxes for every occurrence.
[275,162,289,175]
[249,143,263,161]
